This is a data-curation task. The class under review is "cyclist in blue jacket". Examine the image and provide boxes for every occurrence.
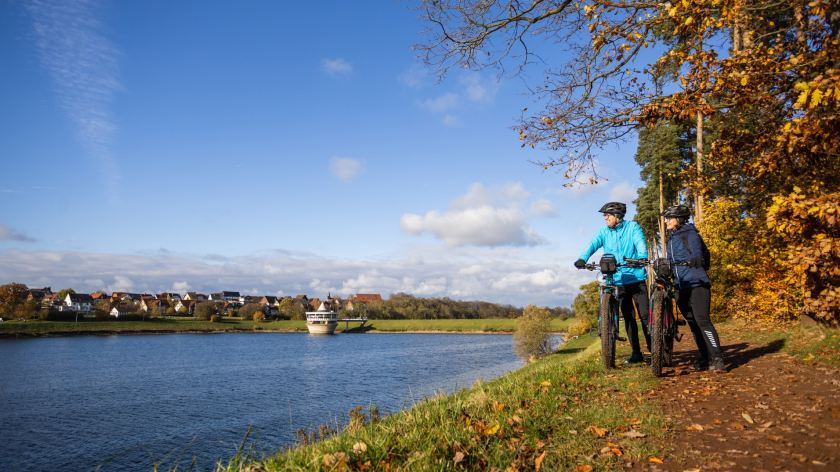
[661,205,726,373]
[575,202,650,364]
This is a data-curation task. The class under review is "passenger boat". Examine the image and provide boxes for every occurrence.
[305,302,338,334]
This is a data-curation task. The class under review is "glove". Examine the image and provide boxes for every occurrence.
[574,259,586,269]
[689,257,703,269]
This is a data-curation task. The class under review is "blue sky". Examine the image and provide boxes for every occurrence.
[0,0,646,307]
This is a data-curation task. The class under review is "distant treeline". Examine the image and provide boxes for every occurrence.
[354,293,574,320]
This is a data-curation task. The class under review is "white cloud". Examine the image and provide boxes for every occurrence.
[609,182,638,205]
[329,157,364,184]
[172,281,192,292]
[0,223,36,242]
[459,74,499,103]
[320,58,353,76]
[107,275,135,293]
[442,114,461,127]
[400,183,545,247]
[528,199,559,217]
[26,0,122,201]
[418,93,460,113]
[0,247,594,307]
[399,64,431,88]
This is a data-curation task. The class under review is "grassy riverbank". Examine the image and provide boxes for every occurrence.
[217,334,672,471]
[0,317,575,337]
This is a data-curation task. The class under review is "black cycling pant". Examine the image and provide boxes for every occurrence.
[675,284,722,361]
[619,282,650,355]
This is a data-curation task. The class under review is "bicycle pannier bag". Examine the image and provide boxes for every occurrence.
[600,255,618,275]
[652,258,672,280]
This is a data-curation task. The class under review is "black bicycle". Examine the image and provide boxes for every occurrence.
[579,254,628,369]
[624,258,688,377]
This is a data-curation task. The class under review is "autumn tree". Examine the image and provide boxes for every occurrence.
[513,305,557,362]
[237,303,263,321]
[0,283,29,319]
[56,288,75,302]
[194,302,218,321]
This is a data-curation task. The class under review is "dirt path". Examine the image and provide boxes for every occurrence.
[650,332,840,471]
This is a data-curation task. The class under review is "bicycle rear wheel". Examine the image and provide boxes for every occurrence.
[599,292,616,369]
[650,290,665,377]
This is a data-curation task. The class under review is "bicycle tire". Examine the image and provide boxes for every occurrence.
[664,298,674,367]
[650,290,665,377]
[599,292,615,369]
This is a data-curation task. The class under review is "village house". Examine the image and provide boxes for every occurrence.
[26,287,53,302]
[90,292,109,303]
[259,296,280,315]
[156,292,181,301]
[210,291,240,302]
[182,292,207,301]
[348,294,383,303]
[174,299,197,314]
[62,293,93,312]
[110,304,133,318]
[141,299,170,313]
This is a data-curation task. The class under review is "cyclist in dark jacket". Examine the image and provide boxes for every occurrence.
[662,205,726,373]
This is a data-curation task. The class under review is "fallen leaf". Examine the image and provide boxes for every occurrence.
[712,419,723,424]
[536,440,548,449]
[611,448,623,456]
[323,452,347,467]
[683,469,701,472]
[569,430,578,435]
[352,442,368,454]
[761,421,774,428]
[535,451,547,470]
[486,423,500,435]
[649,457,664,464]
[586,425,608,438]
[493,402,505,413]
[731,423,745,429]
[511,415,523,423]
[540,381,552,387]
[630,418,642,426]
[575,466,593,472]
[624,430,646,439]
[742,413,754,424]
[453,451,466,466]
[687,424,704,431]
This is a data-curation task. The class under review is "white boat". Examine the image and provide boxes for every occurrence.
[305,302,338,334]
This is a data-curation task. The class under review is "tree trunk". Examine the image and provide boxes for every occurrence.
[659,166,666,251]
[733,23,740,53]
[696,110,705,226]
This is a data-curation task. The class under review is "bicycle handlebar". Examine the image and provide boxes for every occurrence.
[577,258,689,271]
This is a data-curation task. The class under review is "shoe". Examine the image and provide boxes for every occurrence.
[624,353,645,364]
[712,357,727,373]
[689,360,709,372]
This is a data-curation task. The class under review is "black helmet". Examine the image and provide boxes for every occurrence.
[660,205,691,219]
[598,202,626,218]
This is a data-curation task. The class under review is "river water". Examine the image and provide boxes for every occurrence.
[0,333,525,471]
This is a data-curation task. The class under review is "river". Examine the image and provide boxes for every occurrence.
[0,332,526,471]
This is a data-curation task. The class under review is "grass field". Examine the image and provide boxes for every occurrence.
[0,317,576,337]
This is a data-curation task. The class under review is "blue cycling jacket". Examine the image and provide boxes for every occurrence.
[578,220,648,285]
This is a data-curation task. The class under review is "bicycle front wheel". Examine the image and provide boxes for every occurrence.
[599,292,616,369]
[650,290,665,377]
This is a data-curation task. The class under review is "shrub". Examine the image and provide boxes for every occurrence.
[566,317,593,337]
[210,314,221,323]
[238,303,262,320]
[512,305,556,362]
[94,309,110,321]
[194,302,217,321]
[571,281,600,326]
[253,312,265,322]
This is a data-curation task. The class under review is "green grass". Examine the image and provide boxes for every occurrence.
[0,317,578,337]
[215,334,673,472]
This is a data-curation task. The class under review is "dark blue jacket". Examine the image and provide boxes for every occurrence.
[667,223,710,289]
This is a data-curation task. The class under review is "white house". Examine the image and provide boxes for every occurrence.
[62,293,93,312]
[110,305,132,318]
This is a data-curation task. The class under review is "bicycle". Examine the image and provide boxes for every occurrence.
[623,257,688,377]
[578,254,627,369]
